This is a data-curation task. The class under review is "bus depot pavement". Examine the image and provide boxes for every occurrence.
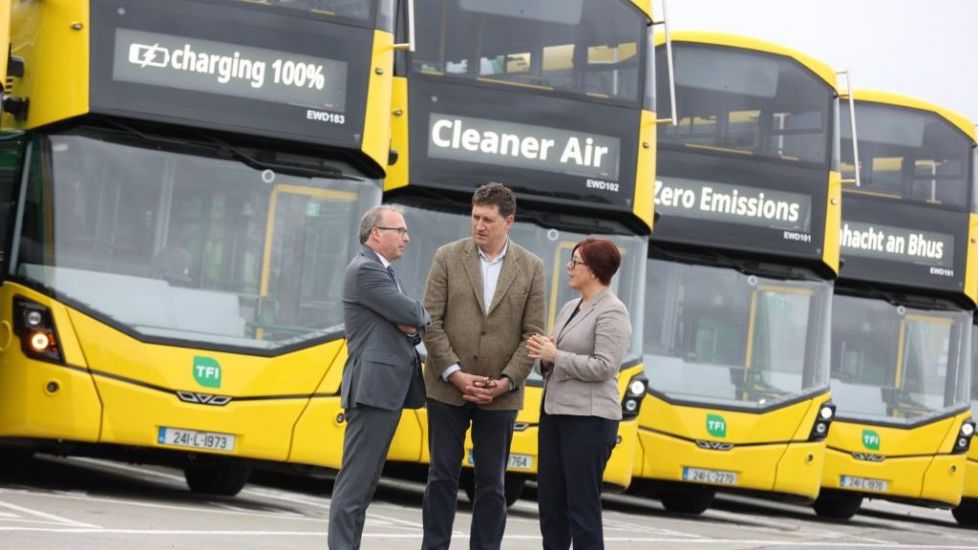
[0,455,977,550]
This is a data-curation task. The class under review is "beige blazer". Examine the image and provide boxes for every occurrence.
[542,287,631,420]
[422,237,545,410]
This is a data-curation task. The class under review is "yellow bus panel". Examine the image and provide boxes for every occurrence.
[634,393,827,498]
[823,448,965,506]
[823,412,971,505]
[0,284,101,441]
[384,76,410,192]
[9,0,89,130]
[962,455,978,499]
[5,292,350,463]
[632,109,656,231]
[360,29,395,172]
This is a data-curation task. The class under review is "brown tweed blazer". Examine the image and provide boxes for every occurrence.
[422,237,545,410]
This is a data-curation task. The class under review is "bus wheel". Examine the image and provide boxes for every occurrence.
[812,489,862,519]
[461,474,525,507]
[659,486,715,515]
[0,448,35,473]
[952,500,978,527]
[184,460,252,496]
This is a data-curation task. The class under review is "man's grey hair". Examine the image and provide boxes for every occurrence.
[358,205,404,244]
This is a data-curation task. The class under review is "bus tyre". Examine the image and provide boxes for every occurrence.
[659,486,715,515]
[952,500,978,527]
[0,448,35,472]
[184,460,252,496]
[461,474,525,508]
[812,489,862,519]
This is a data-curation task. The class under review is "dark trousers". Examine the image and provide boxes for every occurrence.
[422,399,517,550]
[537,411,618,550]
[328,404,402,550]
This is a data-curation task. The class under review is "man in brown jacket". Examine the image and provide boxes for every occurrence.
[421,183,545,550]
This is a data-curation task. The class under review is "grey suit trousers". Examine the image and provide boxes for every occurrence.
[327,405,402,550]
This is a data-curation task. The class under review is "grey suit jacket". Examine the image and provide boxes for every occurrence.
[542,287,631,420]
[341,246,430,411]
[422,237,545,410]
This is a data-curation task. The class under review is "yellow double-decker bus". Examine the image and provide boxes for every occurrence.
[814,91,977,519]
[0,0,395,495]
[381,0,658,504]
[634,32,842,514]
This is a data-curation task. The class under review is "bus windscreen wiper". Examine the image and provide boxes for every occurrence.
[98,118,363,181]
[191,130,365,182]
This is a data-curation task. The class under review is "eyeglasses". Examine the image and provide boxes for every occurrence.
[376,226,409,236]
[567,257,587,269]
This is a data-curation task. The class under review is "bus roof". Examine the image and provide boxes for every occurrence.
[655,30,838,92]
[845,89,978,146]
[630,0,653,20]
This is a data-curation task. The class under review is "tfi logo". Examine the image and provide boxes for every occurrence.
[193,356,222,388]
[862,429,880,451]
[706,414,727,438]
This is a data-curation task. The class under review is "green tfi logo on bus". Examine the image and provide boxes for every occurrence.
[193,356,222,389]
[706,414,727,438]
[862,429,880,451]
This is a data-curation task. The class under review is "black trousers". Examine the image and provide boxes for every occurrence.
[422,399,516,550]
[537,411,618,550]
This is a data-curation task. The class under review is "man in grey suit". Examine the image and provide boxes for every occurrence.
[328,205,430,550]
[421,183,545,550]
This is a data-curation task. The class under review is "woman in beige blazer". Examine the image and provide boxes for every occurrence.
[527,238,631,550]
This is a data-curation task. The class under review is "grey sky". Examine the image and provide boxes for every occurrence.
[661,0,978,123]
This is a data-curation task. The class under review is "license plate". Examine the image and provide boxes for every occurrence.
[682,466,738,485]
[839,475,888,492]
[467,451,534,471]
[158,426,236,452]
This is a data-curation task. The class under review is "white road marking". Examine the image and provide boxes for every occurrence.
[0,528,973,548]
[0,499,100,528]
[66,457,331,510]
[603,517,704,537]
[0,488,315,522]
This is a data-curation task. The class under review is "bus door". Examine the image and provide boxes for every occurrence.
[545,239,633,333]
[744,284,819,403]
[256,184,358,341]
[891,314,965,418]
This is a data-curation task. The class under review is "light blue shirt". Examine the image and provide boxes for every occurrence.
[440,240,509,381]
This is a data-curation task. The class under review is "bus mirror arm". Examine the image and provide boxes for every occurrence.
[393,0,416,53]
[837,70,861,187]
[652,0,677,126]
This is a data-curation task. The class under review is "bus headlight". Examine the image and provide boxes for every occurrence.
[809,402,835,442]
[953,420,976,454]
[25,310,43,328]
[621,374,648,419]
[13,297,63,363]
[30,332,51,352]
